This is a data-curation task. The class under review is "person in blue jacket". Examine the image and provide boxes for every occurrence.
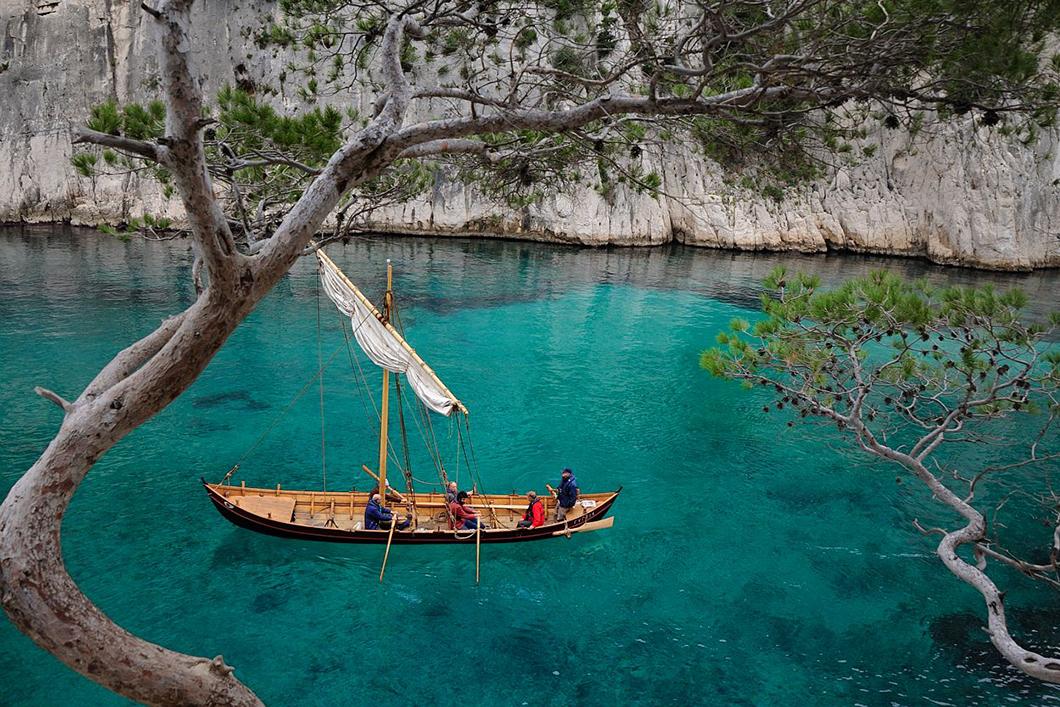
[365,493,411,531]
[555,467,579,521]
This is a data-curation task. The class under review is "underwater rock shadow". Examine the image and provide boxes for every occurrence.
[207,528,375,575]
[192,389,270,411]
[929,609,1060,695]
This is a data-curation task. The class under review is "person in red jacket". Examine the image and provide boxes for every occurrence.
[516,490,545,528]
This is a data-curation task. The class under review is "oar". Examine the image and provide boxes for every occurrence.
[361,464,406,502]
[475,520,482,584]
[551,516,615,536]
[379,518,398,582]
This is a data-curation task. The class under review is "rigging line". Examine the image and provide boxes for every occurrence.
[319,263,416,490]
[419,394,448,479]
[380,296,431,481]
[341,317,384,445]
[393,374,418,509]
[462,414,485,497]
[381,290,450,481]
[400,375,448,485]
[458,423,475,485]
[340,301,441,490]
[457,422,498,526]
[341,308,382,420]
[450,416,461,488]
[317,267,432,494]
[462,415,481,473]
[339,306,412,470]
[409,475,444,487]
[317,263,328,493]
[338,307,411,486]
[228,343,345,476]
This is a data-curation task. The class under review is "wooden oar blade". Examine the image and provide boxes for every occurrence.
[553,516,615,536]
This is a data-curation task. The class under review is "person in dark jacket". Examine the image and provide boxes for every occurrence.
[555,468,579,521]
[517,490,545,528]
[364,493,411,531]
[445,481,459,504]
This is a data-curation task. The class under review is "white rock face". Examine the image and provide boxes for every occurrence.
[2,0,1058,269]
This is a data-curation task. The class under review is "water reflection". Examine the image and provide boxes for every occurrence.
[4,224,1055,323]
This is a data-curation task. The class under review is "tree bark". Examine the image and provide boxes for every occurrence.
[0,409,263,706]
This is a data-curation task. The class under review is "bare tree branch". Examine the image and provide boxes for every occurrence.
[77,311,189,403]
[398,138,502,160]
[73,127,163,163]
[33,387,73,414]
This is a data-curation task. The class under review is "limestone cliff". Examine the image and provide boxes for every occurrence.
[2,0,1058,269]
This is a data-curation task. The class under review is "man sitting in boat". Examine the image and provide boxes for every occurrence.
[450,491,483,530]
[555,468,579,521]
[517,491,546,528]
[365,493,412,531]
[445,481,458,504]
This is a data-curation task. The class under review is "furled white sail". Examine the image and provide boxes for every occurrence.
[316,251,466,417]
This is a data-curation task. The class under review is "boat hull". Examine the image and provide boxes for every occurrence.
[203,481,619,544]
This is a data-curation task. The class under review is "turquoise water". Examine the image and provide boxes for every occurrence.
[1,226,1059,705]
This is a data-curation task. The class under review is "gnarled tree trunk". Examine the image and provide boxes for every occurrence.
[0,2,421,703]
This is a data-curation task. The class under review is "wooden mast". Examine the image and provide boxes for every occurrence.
[377,260,393,500]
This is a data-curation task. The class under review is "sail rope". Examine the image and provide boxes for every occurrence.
[388,296,418,506]
[341,314,422,490]
[395,361,449,486]
[420,395,449,483]
[393,373,417,507]
[316,264,328,493]
[220,343,343,484]
[456,416,499,527]
[388,296,451,489]
[450,416,461,489]
[387,300,467,529]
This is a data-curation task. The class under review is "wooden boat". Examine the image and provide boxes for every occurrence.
[203,482,620,544]
[205,250,620,547]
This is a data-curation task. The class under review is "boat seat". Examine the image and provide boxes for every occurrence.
[234,495,296,521]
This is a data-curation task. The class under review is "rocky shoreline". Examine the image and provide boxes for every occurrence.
[5,219,1058,275]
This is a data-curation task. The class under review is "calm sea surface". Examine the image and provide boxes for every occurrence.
[1,225,1059,706]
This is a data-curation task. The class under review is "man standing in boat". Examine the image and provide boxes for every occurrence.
[365,493,411,531]
[555,468,579,521]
